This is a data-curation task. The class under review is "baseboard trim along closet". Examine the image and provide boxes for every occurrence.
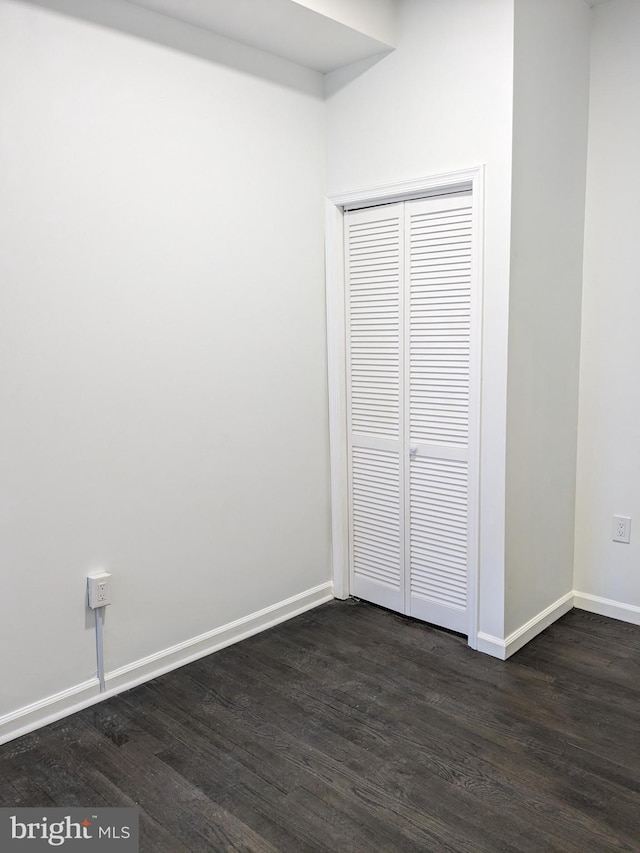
[573,591,640,625]
[0,582,334,746]
[476,591,575,660]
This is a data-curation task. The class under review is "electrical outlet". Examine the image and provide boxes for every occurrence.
[612,515,631,544]
[87,572,112,608]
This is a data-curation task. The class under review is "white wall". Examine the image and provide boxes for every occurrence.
[574,0,640,618]
[505,0,590,634]
[0,0,331,724]
[325,0,515,640]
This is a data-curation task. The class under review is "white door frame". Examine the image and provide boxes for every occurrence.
[324,166,485,650]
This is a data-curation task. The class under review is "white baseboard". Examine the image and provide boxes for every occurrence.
[573,591,640,625]
[476,591,575,660]
[0,582,334,746]
[475,631,507,659]
[0,679,102,747]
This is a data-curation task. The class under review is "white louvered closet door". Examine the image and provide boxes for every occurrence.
[405,194,473,634]
[346,203,404,613]
[346,192,476,635]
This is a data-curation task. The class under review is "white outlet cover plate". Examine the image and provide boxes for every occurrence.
[612,515,631,543]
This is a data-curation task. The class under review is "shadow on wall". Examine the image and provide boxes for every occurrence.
[323,51,393,96]
[18,0,322,93]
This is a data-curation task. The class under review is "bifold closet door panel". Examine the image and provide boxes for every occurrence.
[406,194,473,633]
[346,203,404,613]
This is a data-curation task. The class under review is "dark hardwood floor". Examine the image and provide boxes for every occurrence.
[1,600,639,851]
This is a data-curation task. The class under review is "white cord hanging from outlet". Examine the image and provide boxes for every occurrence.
[87,572,111,692]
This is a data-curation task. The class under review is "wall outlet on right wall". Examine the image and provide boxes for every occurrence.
[612,515,631,544]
